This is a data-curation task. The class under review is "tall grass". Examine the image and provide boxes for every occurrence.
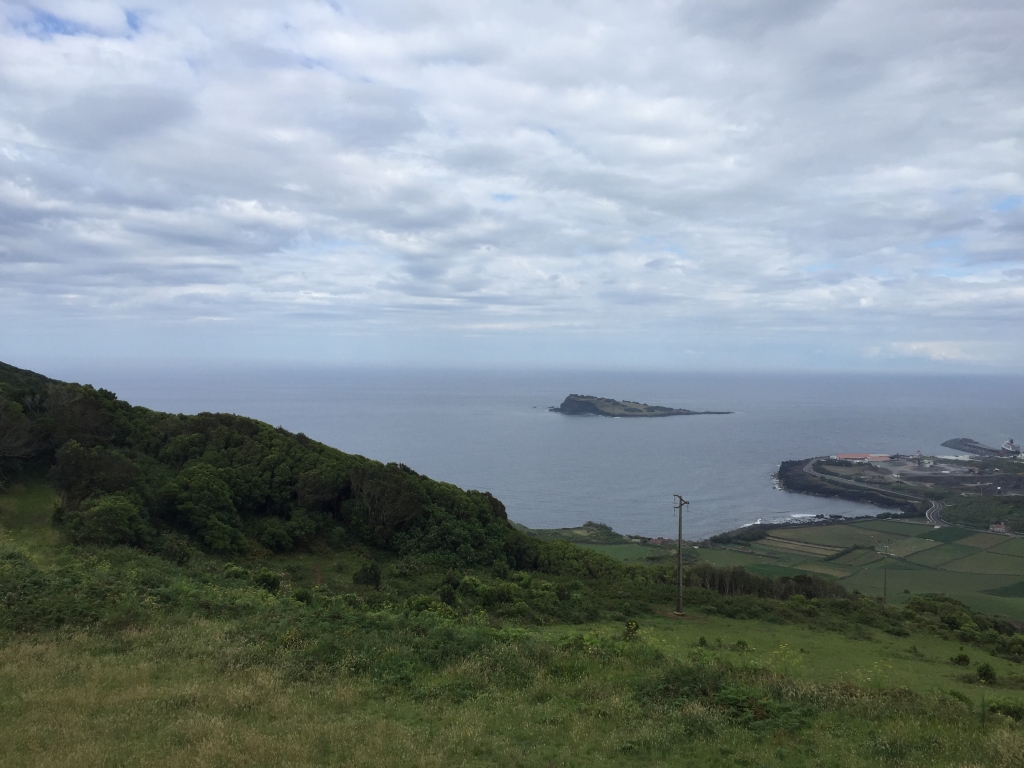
[2,618,1021,767]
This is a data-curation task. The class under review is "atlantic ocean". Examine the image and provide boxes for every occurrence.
[67,366,1024,541]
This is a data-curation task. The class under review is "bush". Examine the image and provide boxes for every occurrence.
[977,662,997,683]
[442,569,462,590]
[439,584,457,607]
[353,559,382,589]
[951,653,970,666]
[223,563,248,579]
[622,621,640,641]
[159,533,192,565]
[168,463,243,553]
[254,569,281,592]
[65,493,150,547]
[989,697,1024,721]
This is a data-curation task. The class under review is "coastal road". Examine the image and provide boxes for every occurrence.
[924,500,945,526]
[796,458,1024,538]
[801,459,925,503]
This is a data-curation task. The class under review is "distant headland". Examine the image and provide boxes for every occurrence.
[549,394,731,417]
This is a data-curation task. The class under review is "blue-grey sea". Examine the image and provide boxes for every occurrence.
[63,366,1024,540]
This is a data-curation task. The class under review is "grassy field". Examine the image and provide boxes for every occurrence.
[630,615,1022,705]
[517,521,679,565]
[697,517,1024,622]
[994,539,1024,557]
[5,484,1024,767]
[523,511,1024,627]
[4,613,1023,768]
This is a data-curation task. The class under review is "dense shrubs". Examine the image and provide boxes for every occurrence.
[1,378,521,565]
[684,563,844,600]
[63,492,150,547]
[989,698,1024,721]
[352,559,382,589]
[255,568,281,592]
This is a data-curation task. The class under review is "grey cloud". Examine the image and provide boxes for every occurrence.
[681,0,835,40]
[32,86,195,151]
[0,0,1022,369]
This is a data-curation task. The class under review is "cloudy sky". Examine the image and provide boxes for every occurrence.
[1,0,1022,372]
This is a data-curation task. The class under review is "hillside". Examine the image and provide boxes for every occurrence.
[0,360,525,567]
[0,360,55,394]
[3,360,1024,766]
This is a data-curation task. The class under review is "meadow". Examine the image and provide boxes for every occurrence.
[5,481,1024,767]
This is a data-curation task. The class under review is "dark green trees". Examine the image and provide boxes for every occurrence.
[64,492,150,547]
[1,362,522,563]
[168,463,244,553]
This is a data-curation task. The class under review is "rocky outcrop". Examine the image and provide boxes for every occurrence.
[549,394,730,417]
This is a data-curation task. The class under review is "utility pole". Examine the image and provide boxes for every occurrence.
[873,535,890,604]
[883,539,889,605]
[674,495,689,615]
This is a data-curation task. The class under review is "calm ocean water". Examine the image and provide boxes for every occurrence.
[65,366,1024,540]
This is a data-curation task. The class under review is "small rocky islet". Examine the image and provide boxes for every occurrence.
[549,394,731,417]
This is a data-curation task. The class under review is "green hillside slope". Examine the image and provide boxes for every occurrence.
[3,360,1024,766]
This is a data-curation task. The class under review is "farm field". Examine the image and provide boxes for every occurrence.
[906,543,978,568]
[993,538,1024,557]
[708,519,1024,621]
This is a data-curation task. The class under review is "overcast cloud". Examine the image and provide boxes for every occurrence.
[1,0,1022,370]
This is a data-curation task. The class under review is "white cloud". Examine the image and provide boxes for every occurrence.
[1,0,1022,369]
[889,341,987,363]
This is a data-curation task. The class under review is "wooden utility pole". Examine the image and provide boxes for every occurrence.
[674,495,689,615]
[872,535,890,604]
[883,539,889,605]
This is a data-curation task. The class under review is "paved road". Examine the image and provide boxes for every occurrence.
[924,499,945,526]
[801,459,925,502]
[801,457,942,522]
[794,457,1024,538]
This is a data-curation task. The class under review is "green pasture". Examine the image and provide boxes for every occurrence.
[987,581,1024,598]
[918,526,976,542]
[888,537,940,558]
[760,537,838,557]
[834,548,883,568]
[852,519,933,537]
[959,532,1008,550]
[906,543,978,568]
[700,519,1024,621]
[770,525,878,548]
[944,552,1024,577]
[792,561,850,578]
[993,538,1024,557]
[626,614,1024,707]
[693,547,775,568]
